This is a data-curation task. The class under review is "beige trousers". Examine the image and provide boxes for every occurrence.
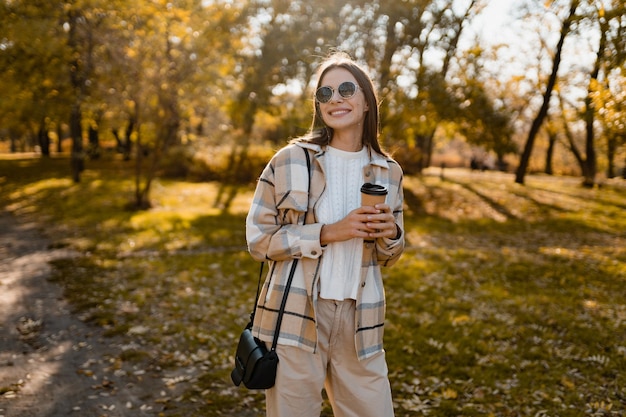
[265,298,394,417]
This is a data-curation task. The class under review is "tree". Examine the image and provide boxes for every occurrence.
[544,116,560,175]
[2,0,623,193]
[456,79,516,168]
[66,3,100,182]
[222,0,347,181]
[107,0,204,208]
[591,0,626,179]
[0,0,71,156]
[595,74,626,179]
[74,0,247,208]
[366,0,480,171]
[515,0,580,185]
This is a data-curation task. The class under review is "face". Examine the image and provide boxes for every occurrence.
[317,68,369,136]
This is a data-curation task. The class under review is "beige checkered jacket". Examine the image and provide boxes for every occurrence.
[246,141,404,360]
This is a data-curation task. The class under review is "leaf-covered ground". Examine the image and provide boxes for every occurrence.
[1,157,624,416]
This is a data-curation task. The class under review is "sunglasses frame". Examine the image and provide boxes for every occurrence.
[315,81,360,103]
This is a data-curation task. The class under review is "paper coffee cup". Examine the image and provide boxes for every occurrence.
[361,183,387,207]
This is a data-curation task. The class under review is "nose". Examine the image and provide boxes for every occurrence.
[330,89,343,102]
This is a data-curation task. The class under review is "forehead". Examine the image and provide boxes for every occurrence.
[320,68,357,87]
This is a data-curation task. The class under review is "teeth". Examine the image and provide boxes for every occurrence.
[330,109,350,115]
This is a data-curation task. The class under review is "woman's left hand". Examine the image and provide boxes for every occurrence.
[364,204,399,239]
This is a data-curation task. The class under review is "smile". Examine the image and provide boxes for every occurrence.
[329,109,351,116]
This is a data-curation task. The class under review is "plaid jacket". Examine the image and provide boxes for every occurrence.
[246,141,404,360]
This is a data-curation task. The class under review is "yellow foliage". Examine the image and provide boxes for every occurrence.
[451,314,471,326]
[560,376,575,390]
[442,388,458,399]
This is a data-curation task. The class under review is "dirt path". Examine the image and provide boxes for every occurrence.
[0,211,171,417]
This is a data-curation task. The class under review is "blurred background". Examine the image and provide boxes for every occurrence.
[1,2,625,416]
[1,0,625,199]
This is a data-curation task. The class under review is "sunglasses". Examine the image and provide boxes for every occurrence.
[315,81,360,103]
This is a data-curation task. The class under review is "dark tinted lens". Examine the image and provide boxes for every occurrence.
[315,86,333,103]
[338,82,357,98]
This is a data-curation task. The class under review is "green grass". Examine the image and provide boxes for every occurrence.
[1,156,625,416]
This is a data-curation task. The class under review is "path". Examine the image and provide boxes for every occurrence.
[0,211,171,417]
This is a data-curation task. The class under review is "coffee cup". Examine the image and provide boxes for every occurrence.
[361,183,387,207]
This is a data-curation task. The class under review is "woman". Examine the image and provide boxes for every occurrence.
[246,52,404,417]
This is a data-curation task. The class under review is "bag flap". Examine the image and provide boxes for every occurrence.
[233,328,268,381]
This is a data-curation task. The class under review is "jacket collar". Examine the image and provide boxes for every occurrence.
[296,142,390,169]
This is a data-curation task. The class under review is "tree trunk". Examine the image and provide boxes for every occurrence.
[414,133,428,171]
[132,66,181,210]
[515,0,579,185]
[378,15,400,127]
[88,124,100,159]
[123,117,134,160]
[134,133,147,209]
[56,124,63,153]
[67,9,89,183]
[70,103,84,183]
[545,129,557,176]
[606,133,616,179]
[38,122,50,157]
[580,15,609,187]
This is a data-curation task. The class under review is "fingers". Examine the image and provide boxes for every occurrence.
[322,211,372,244]
[361,204,397,239]
[364,220,396,238]
[323,206,397,245]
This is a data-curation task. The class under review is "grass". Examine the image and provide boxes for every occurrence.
[1,155,625,416]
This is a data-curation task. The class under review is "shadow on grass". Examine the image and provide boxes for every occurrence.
[1,156,250,253]
[442,177,518,220]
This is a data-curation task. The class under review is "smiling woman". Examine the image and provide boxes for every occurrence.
[244,51,405,417]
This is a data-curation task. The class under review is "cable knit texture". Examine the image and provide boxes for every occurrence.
[317,146,369,300]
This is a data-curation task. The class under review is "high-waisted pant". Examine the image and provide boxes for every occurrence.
[265,298,394,417]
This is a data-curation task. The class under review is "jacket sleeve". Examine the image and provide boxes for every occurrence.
[246,147,324,262]
[376,160,405,267]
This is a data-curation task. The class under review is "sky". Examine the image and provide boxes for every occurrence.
[471,0,516,41]
[465,0,534,56]
[467,0,601,107]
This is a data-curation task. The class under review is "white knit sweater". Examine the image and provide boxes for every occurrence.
[317,146,369,300]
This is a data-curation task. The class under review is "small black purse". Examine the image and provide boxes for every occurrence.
[230,324,278,389]
[231,147,310,390]
[231,260,298,389]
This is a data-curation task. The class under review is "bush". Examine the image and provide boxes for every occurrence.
[160,144,276,184]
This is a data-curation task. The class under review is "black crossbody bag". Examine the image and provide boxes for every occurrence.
[231,147,311,390]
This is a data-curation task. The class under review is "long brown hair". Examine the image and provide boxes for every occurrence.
[298,52,386,156]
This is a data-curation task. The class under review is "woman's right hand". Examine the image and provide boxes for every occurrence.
[320,206,380,245]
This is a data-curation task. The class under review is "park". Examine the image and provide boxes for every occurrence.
[1,0,625,416]
[0,155,624,416]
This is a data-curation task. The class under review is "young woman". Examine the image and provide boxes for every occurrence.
[246,52,404,417]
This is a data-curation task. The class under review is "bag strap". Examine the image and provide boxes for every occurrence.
[271,258,298,351]
[249,261,265,325]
